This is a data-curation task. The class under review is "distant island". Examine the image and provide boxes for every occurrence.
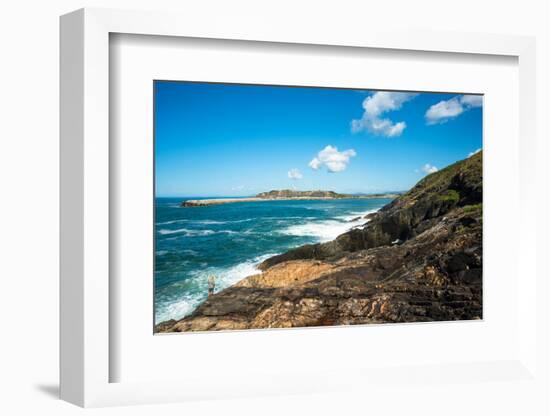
[180,189,401,207]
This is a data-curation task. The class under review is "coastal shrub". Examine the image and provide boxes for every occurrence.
[463,203,482,213]
[439,189,460,203]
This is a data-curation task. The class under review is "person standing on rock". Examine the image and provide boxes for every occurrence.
[207,275,216,297]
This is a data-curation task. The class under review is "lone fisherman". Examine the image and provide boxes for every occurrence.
[207,275,216,297]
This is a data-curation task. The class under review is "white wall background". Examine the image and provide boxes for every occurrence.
[0,1,548,414]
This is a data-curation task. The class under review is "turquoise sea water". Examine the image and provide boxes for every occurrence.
[155,197,393,323]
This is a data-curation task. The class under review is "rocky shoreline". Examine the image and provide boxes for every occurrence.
[158,152,482,332]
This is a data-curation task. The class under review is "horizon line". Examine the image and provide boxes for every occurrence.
[156,191,406,199]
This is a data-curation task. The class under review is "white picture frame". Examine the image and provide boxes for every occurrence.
[60,7,538,408]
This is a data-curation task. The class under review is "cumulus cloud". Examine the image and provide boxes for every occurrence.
[287,168,303,180]
[425,94,483,125]
[460,95,483,107]
[421,163,438,174]
[309,145,356,173]
[468,148,481,157]
[351,91,417,137]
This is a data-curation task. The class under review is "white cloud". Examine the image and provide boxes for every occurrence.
[309,145,356,173]
[460,95,483,108]
[288,168,303,180]
[425,94,483,124]
[421,163,438,174]
[425,97,464,123]
[351,91,417,137]
[468,148,481,157]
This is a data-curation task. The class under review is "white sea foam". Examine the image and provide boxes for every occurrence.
[157,228,242,236]
[280,220,355,242]
[280,209,379,242]
[155,252,277,323]
[156,293,200,322]
[335,209,378,222]
[214,253,275,288]
[156,219,187,226]
[194,219,252,225]
[261,216,316,220]
[156,218,255,226]
[158,228,216,236]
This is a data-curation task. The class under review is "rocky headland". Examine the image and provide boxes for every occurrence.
[159,152,482,332]
[180,190,400,207]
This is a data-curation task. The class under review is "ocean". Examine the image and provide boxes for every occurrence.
[154,197,393,323]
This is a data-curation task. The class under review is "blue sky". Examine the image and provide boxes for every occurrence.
[155,81,482,197]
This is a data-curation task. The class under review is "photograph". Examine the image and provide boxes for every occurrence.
[153,81,483,333]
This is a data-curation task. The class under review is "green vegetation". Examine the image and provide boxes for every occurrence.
[463,203,482,213]
[439,189,460,203]
[403,151,482,202]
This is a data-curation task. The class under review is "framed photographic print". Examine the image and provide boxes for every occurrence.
[60,8,538,408]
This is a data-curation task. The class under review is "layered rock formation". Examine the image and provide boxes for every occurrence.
[159,152,482,332]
